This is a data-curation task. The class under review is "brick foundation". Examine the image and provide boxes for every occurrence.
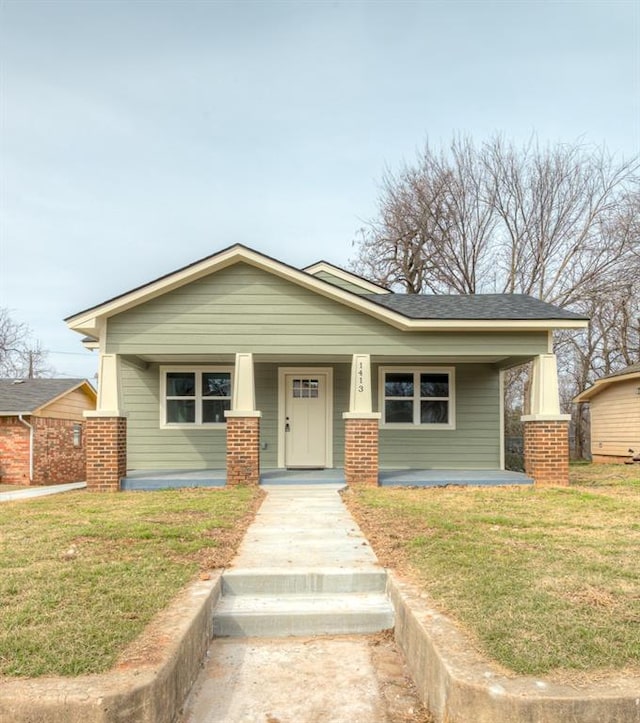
[85,416,127,492]
[344,417,379,486]
[226,415,260,486]
[523,419,569,486]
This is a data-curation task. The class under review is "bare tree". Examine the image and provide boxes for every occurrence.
[0,308,52,378]
[352,135,639,459]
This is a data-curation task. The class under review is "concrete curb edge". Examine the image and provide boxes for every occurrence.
[0,573,222,723]
[388,572,640,723]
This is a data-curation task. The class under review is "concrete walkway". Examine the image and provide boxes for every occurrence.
[0,481,86,502]
[181,484,423,723]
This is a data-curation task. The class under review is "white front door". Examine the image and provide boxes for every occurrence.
[280,370,332,468]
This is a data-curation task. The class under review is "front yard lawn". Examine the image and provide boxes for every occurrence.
[0,487,263,678]
[344,464,640,679]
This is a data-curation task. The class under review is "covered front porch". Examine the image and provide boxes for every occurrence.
[120,467,533,491]
[86,349,569,491]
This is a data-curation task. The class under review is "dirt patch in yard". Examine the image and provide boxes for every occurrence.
[369,630,434,722]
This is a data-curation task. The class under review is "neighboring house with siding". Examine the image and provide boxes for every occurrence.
[574,363,640,463]
[64,245,588,491]
[0,379,97,485]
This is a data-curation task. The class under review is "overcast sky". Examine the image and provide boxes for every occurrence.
[1,0,638,381]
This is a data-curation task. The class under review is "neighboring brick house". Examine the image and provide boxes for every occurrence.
[574,363,640,463]
[0,379,96,485]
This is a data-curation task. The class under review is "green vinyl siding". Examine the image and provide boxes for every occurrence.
[122,360,350,471]
[106,263,550,358]
[122,362,227,470]
[122,359,499,472]
[375,364,501,469]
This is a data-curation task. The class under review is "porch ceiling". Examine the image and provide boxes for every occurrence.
[121,352,531,366]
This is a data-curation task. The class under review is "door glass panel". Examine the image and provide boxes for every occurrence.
[292,378,319,398]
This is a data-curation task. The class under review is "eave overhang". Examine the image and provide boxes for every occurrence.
[573,370,640,403]
[65,244,589,337]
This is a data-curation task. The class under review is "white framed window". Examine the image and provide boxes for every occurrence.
[379,366,455,429]
[160,366,233,427]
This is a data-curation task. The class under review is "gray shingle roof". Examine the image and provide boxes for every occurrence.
[0,379,91,414]
[363,293,589,321]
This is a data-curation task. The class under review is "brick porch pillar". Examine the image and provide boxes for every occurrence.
[225,414,261,486]
[521,353,570,487]
[523,419,570,486]
[84,416,127,492]
[343,354,380,486]
[343,415,380,486]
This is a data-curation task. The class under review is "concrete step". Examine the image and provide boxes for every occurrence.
[213,592,395,638]
[222,568,388,596]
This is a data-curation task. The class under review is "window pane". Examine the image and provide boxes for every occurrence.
[167,372,195,397]
[202,399,231,423]
[420,373,449,397]
[385,373,413,397]
[167,399,195,423]
[420,400,449,424]
[202,372,231,397]
[385,400,413,423]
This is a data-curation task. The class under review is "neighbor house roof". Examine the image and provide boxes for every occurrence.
[0,379,96,415]
[65,244,589,336]
[573,362,640,403]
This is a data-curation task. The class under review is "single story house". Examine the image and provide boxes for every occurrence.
[574,362,640,463]
[0,378,97,485]
[64,245,588,491]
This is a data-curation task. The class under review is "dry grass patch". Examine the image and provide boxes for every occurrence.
[0,486,264,678]
[344,466,640,679]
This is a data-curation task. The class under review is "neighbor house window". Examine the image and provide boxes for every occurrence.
[161,367,232,426]
[380,367,455,428]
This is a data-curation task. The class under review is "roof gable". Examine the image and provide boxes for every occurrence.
[65,244,588,336]
[0,379,96,415]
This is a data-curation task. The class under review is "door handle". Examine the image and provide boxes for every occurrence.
[285,417,290,432]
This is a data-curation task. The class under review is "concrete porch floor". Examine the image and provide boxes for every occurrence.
[121,468,532,490]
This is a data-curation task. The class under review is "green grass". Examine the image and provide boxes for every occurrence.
[345,465,640,678]
[0,487,262,678]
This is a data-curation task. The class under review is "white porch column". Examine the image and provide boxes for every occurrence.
[346,353,378,416]
[228,352,259,414]
[86,353,124,417]
[522,353,570,421]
